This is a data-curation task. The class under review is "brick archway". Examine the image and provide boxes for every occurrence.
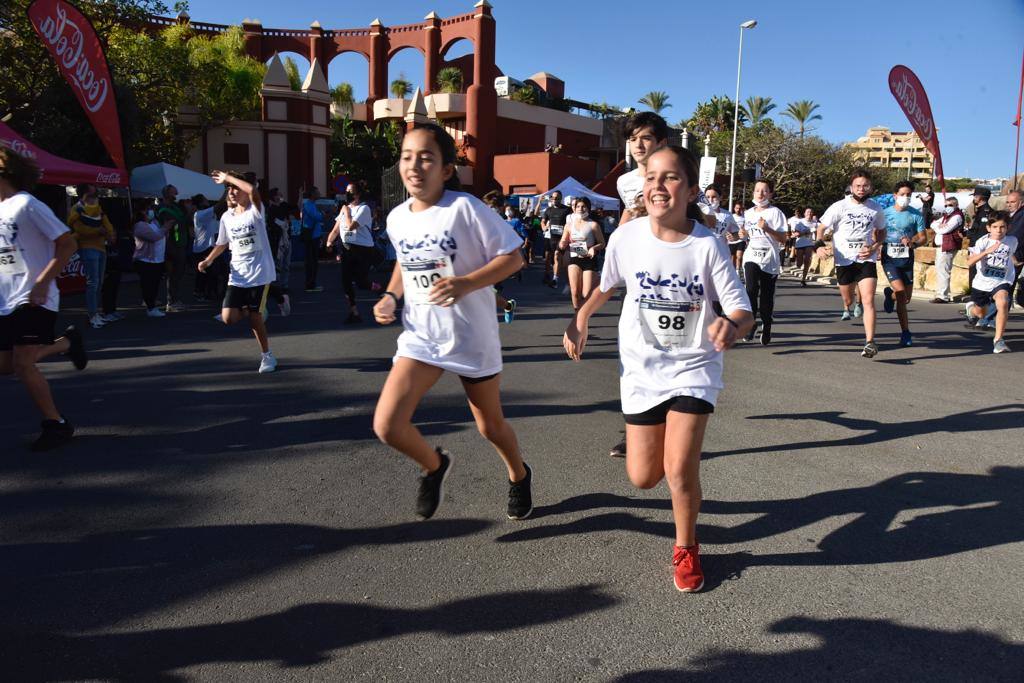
[148,1,498,192]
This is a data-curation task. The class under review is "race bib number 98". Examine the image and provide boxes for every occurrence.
[638,297,703,350]
[0,245,26,276]
[400,256,454,305]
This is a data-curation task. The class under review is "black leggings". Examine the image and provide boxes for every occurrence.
[102,266,121,315]
[743,262,778,325]
[302,232,320,289]
[341,244,374,308]
[135,261,164,310]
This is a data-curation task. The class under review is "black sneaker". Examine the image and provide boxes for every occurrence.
[31,417,74,452]
[759,323,772,346]
[609,440,626,458]
[743,327,757,342]
[63,325,87,370]
[507,463,533,520]
[345,312,362,325]
[416,448,453,519]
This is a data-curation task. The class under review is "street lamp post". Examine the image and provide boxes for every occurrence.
[728,19,757,213]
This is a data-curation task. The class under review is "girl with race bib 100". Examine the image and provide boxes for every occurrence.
[372,124,534,522]
[563,145,753,593]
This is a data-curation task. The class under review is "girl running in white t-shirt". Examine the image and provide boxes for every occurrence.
[372,124,533,521]
[558,197,605,311]
[564,146,753,592]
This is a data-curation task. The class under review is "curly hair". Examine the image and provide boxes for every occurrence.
[0,147,42,191]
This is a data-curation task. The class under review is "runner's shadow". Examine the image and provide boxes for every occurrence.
[528,492,671,520]
[2,585,617,681]
[0,519,493,633]
[702,404,1024,458]
[615,616,1024,680]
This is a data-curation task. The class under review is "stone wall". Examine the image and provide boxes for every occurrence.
[808,245,970,297]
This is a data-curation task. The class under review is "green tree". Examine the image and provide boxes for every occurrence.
[741,96,776,127]
[331,82,354,117]
[509,87,538,105]
[686,95,746,137]
[284,56,302,91]
[639,91,671,114]
[781,100,823,138]
[435,67,464,94]
[329,119,401,197]
[390,75,412,99]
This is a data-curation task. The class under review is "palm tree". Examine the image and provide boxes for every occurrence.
[435,67,464,94]
[390,74,412,99]
[782,100,822,138]
[639,91,671,114]
[741,95,776,127]
[330,82,354,117]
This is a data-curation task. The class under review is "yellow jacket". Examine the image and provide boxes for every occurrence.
[68,202,115,252]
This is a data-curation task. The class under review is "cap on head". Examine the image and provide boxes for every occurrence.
[973,186,991,199]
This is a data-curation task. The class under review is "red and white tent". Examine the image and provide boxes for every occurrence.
[0,122,127,188]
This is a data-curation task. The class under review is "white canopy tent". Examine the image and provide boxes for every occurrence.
[532,176,620,211]
[129,162,223,200]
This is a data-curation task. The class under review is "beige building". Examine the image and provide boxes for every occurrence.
[847,126,935,182]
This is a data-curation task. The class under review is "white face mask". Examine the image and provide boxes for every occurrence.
[944,206,955,215]
[708,199,720,211]
[754,198,770,208]
[895,195,911,208]
[576,209,589,219]
[505,211,514,219]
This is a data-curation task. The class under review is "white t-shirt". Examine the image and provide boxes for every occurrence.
[339,202,374,247]
[616,168,644,211]
[386,190,523,378]
[192,206,219,253]
[217,202,276,288]
[0,192,70,315]
[970,235,1019,291]
[728,213,747,244]
[599,217,751,413]
[820,197,886,266]
[707,208,739,241]
[742,206,787,275]
[793,219,816,248]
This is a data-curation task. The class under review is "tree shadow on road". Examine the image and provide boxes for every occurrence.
[0,519,493,634]
[2,585,617,681]
[615,615,1024,681]
[702,404,1024,459]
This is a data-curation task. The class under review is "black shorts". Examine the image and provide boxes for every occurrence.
[970,284,1012,308]
[548,234,565,252]
[728,242,743,255]
[0,305,57,351]
[835,262,878,286]
[569,256,599,272]
[223,284,271,312]
[623,395,715,426]
[459,373,498,385]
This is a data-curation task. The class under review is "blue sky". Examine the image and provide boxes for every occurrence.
[184,0,1024,179]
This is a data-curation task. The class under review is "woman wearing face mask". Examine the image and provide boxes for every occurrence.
[558,197,606,311]
[133,205,170,318]
[67,184,116,329]
[738,180,788,344]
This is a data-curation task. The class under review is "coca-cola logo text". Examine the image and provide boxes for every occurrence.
[95,171,122,183]
[0,138,38,160]
[890,71,934,146]
[33,2,108,113]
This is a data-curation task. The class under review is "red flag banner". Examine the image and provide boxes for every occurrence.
[27,0,126,171]
[888,65,944,194]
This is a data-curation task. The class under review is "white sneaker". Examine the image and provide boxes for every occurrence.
[993,339,1010,354]
[89,314,106,329]
[258,352,277,373]
[279,294,291,317]
[147,307,166,318]
[101,312,123,323]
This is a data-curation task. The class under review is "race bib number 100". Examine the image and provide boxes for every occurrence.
[638,297,703,350]
[0,245,26,276]
[401,256,454,305]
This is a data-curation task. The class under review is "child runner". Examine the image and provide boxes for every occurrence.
[816,169,887,358]
[965,211,1019,353]
[0,147,88,451]
[880,181,926,346]
[738,180,787,345]
[558,197,606,311]
[198,171,278,373]
[729,202,747,276]
[700,184,739,246]
[372,124,532,521]
[792,208,816,286]
[564,145,753,592]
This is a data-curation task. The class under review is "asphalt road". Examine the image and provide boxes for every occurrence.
[1,259,1022,681]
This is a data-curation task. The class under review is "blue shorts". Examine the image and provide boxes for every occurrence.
[881,254,915,286]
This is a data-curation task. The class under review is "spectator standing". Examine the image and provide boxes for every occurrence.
[133,205,169,317]
[929,196,964,303]
[156,185,189,311]
[1004,190,1023,307]
[964,186,993,288]
[67,183,115,328]
[919,185,935,226]
[266,189,293,308]
[300,187,323,292]
[191,194,220,301]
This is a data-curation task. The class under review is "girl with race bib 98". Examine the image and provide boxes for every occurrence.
[372,124,533,522]
[563,146,753,592]
[739,180,787,345]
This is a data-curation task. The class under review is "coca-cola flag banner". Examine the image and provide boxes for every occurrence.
[888,65,945,194]
[27,0,126,171]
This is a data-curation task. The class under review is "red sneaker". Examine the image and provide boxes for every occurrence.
[673,544,705,592]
